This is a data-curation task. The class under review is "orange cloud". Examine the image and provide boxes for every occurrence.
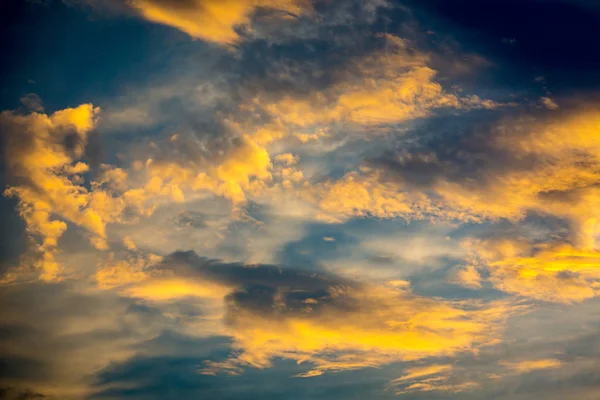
[306,109,600,251]
[0,99,281,284]
[128,0,311,44]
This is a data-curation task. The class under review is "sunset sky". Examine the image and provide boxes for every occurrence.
[2,1,600,399]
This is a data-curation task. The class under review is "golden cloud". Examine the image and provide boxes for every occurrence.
[435,111,600,239]
[202,284,520,376]
[2,104,100,280]
[389,364,478,395]
[95,252,163,289]
[304,109,600,252]
[0,99,279,283]
[128,0,311,44]
[248,35,501,142]
[460,238,600,303]
[500,358,562,374]
[145,134,272,204]
[316,171,430,223]
[101,252,524,378]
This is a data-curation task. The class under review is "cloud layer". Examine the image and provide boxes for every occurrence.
[3,0,600,399]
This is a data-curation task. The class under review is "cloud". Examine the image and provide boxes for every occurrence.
[453,264,483,289]
[0,100,278,282]
[142,133,273,205]
[500,358,562,374]
[0,387,46,400]
[433,109,600,245]
[540,97,559,110]
[354,108,600,243]
[118,251,524,377]
[1,104,101,280]
[95,252,161,289]
[389,364,478,395]
[315,171,431,223]
[0,282,175,399]
[6,1,600,399]
[245,34,502,147]
[216,286,514,376]
[460,238,600,303]
[127,0,312,44]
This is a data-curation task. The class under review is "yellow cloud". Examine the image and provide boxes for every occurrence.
[294,109,600,230]
[462,238,600,303]
[453,265,483,289]
[124,277,230,301]
[1,104,279,283]
[500,358,562,374]
[95,252,163,289]
[96,259,146,290]
[254,37,499,137]
[0,105,181,282]
[93,254,522,378]
[392,364,453,382]
[129,0,311,44]
[273,152,298,166]
[147,134,272,204]
[200,284,520,376]
[2,104,100,280]
[389,364,478,395]
[434,110,600,246]
[224,34,505,171]
[316,172,429,223]
[123,236,137,251]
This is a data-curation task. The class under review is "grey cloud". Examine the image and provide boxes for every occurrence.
[153,250,354,318]
[0,387,46,400]
[0,283,174,398]
[365,106,571,189]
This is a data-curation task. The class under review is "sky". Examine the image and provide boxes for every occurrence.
[1,0,600,399]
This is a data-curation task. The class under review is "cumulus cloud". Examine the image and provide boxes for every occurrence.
[242,34,503,149]
[0,282,174,399]
[6,1,600,398]
[1,104,101,280]
[0,101,279,282]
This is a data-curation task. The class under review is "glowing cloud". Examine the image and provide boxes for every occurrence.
[128,0,311,44]
[316,171,429,223]
[203,284,520,376]
[250,35,501,142]
[145,134,272,204]
[461,238,600,303]
[500,358,562,374]
[389,364,478,395]
[434,110,600,244]
[1,104,100,280]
